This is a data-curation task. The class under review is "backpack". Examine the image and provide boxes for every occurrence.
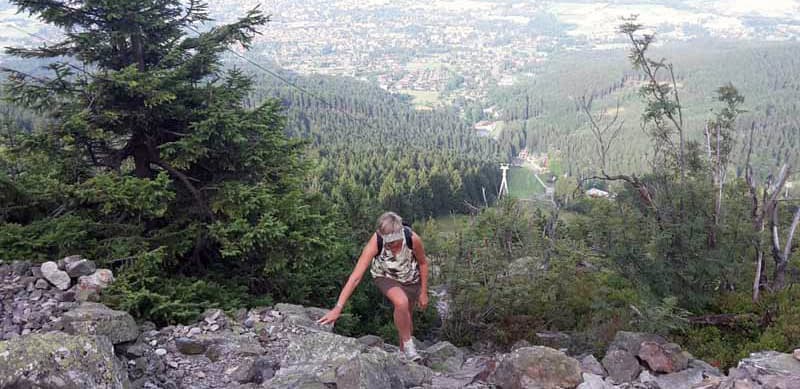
[376,223,414,251]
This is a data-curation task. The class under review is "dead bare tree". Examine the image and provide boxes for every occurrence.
[746,123,799,301]
[577,95,662,226]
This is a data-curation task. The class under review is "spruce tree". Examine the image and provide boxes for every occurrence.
[2,0,347,323]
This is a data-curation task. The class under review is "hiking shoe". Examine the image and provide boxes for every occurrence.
[403,338,422,362]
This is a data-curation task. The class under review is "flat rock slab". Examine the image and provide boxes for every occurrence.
[491,346,583,389]
[62,302,139,344]
[0,331,129,388]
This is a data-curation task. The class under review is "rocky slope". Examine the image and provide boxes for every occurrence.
[2,258,800,389]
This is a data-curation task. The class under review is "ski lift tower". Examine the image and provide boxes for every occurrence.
[499,164,510,198]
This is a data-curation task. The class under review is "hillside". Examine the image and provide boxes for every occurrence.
[489,40,800,178]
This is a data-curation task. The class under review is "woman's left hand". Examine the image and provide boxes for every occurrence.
[417,292,429,310]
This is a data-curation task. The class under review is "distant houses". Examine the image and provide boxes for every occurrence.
[474,120,498,137]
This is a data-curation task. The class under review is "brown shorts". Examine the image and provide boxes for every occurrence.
[373,276,421,307]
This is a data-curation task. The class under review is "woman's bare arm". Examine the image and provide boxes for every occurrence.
[317,233,379,324]
[412,232,430,309]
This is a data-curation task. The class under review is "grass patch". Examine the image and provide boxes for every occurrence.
[399,89,441,107]
[508,167,545,199]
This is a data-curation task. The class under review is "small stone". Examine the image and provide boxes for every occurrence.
[65,259,96,278]
[58,255,83,270]
[155,348,167,356]
[195,371,206,379]
[30,290,43,301]
[76,269,114,302]
[60,289,76,302]
[35,279,49,289]
[188,327,202,337]
[794,349,800,361]
[244,318,255,328]
[210,324,220,331]
[230,357,256,383]
[203,309,222,323]
[175,337,206,355]
[41,261,71,290]
[168,361,179,369]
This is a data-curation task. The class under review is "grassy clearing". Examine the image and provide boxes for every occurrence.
[508,167,545,199]
[399,89,441,107]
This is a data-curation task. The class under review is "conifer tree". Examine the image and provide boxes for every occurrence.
[2,0,347,322]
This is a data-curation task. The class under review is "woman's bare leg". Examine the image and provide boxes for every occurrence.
[384,286,413,349]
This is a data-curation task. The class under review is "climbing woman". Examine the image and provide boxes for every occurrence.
[317,211,429,361]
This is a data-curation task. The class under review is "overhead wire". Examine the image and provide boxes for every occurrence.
[5,22,380,132]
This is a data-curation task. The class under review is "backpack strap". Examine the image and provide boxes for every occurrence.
[403,226,414,250]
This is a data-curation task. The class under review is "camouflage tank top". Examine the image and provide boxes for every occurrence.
[370,238,419,284]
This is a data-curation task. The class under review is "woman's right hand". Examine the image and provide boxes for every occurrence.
[316,307,342,325]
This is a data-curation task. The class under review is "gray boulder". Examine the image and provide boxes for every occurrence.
[336,348,433,388]
[41,260,71,290]
[424,340,465,372]
[609,331,667,355]
[11,260,32,275]
[721,351,800,388]
[274,303,334,332]
[602,349,642,384]
[580,354,607,377]
[0,331,129,388]
[66,258,97,278]
[491,346,583,389]
[637,341,689,373]
[62,302,139,344]
[283,330,364,368]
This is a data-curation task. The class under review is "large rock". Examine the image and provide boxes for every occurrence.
[335,348,433,388]
[491,346,583,389]
[41,260,71,290]
[609,331,667,355]
[424,340,465,372]
[0,331,129,388]
[76,268,114,302]
[432,356,496,388]
[283,330,364,367]
[602,349,642,384]
[721,351,800,388]
[274,303,333,332]
[66,258,97,278]
[638,341,689,373]
[62,302,139,344]
[580,354,607,376]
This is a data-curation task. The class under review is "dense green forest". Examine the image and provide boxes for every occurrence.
[1,1,799,372]
[488,40,800,179]
[245,72,502,221]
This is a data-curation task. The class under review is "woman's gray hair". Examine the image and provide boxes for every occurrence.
[377,212,403,235]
